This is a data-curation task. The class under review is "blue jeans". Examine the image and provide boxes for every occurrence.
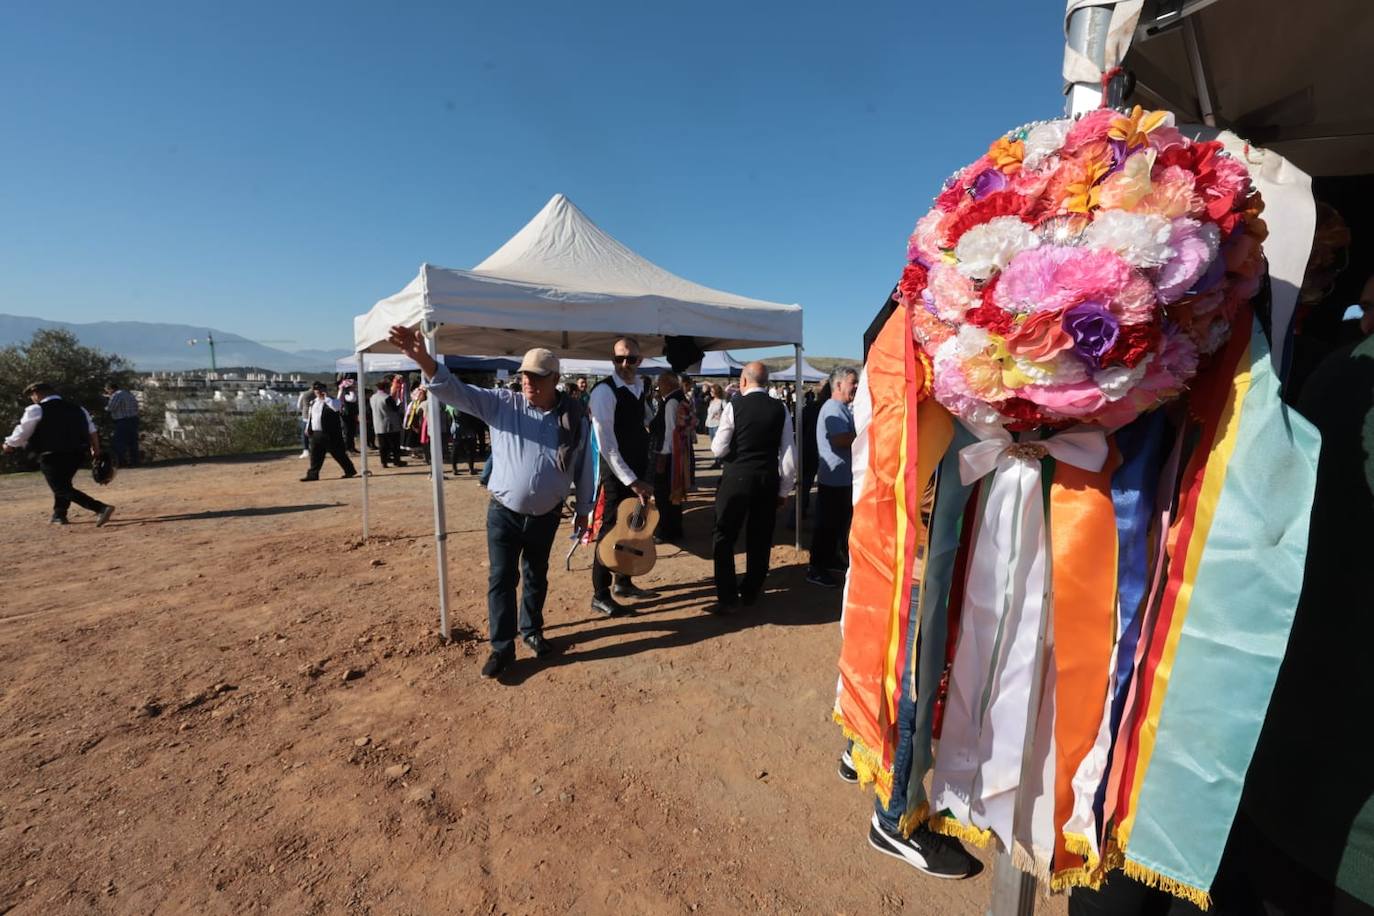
[486,500,562,655]
[112,417,139,466]
[874,583,922,833]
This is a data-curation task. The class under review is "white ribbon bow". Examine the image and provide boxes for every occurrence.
[931,421,1108,852]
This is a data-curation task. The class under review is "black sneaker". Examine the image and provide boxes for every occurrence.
[95,506,115,528]
[866,814,980,880]
[522,634,555,658]
[590,595,636,618]
[613,582,658,600]
[480,651,512,679]
[49,515,69,526]
[838,748,859,783]
[806,568,840,588]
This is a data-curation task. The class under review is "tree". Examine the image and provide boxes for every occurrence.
[0,329,134,471]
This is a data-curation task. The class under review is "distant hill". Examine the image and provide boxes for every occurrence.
[0,314,351,372]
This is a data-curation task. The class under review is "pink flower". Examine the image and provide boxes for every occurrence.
[1154,218,1221,303]
[1136,166,1198,219]
[1017,377,1109,418]
[1063,109,1116,153]
[1111,273,1158,324]
[908,211,945,265]
[995,247,1075,313]
[928,263,979,322]
[1052,247,1134,305]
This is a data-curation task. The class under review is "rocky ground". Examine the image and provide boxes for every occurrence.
[0,443,1068,914]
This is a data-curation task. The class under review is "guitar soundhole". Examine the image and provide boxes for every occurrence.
[628,506,646,532]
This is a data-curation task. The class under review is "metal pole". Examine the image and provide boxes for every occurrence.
[1064,3,1114,116]
[987,851,1038,916]
[356,351,369,542]
[423,326,451,640]
[794,344,803,553]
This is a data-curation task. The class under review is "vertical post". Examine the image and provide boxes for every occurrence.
[793,344,803,553]
[987,850,1038,916]
[424,326,451,640]
[356,351,369,542]
[1064,3,1114,116]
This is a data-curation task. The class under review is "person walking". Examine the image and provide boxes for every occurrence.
[103,380,140,468]
[4,382,115,527]
[708,362,797,612]
[705,384,726,470]
[388,325,595,679]
[807,368,858,587]
[650,371,686,542]
[587,336,656,616]
[369,379,405,468]
[338,377,360,453]
[300,382,357,481]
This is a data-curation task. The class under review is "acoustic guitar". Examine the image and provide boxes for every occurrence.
[595,497,659,577]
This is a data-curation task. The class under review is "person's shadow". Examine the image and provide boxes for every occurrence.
[497,569,840,686]
[104,503,342,526]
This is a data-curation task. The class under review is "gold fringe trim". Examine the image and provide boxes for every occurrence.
[831,713,893,810]
[1121,858,1213,911]
[925,815,993,849]
[896,802,930,839]
[1010,843,1054,884]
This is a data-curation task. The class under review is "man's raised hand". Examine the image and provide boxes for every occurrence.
[387,325,438,376]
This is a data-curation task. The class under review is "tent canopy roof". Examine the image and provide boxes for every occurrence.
[354,194,802,358]
[774,357,828,383]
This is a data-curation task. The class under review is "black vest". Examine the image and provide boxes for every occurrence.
[649,389,684,454]
[725,392,786,476]
[29,398,90,456]
[595,376,650,480]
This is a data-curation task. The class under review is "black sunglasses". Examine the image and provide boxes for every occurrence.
[612,355,641,365]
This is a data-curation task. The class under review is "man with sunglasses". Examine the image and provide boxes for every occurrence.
[387,325,595,680]
[587,336,656,616]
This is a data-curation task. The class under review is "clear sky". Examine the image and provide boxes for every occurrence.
[1,1,1066,360]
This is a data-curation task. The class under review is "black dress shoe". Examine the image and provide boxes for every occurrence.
[704,601,736,616]
[522,634,555,658]
[392,460,408,467]
[341,471,358,479]
[590,595,636,618]
[612,582,658,600]
[299,476,318,482]
[49,515,69,526]
[480,651,513,679]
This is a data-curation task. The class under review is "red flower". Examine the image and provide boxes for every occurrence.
[898,262,929,306]
[997,397,1050,431]
[965,303,1015,336]
[942,190,1032,246]
[1102,321,1160,368]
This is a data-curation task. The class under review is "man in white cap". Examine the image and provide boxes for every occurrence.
[388,326,594,680]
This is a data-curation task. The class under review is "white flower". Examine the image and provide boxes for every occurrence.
[953,324,993,358]
[1094,355,1153,401]
[1022,354,1089,386]
[955,216,1040,281]
[1082,211,1175,268]
[1023,120,1070,169]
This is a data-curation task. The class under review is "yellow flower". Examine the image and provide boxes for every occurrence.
[1064,159,1109,214]
[988,137,1025,175]
[1109,105,1169,149]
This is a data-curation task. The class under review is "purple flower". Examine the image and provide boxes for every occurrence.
[1064,301,1120,365]
[970,168,1007,201]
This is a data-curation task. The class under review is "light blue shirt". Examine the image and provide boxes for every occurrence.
[815,398,854,487]
[423,365,594,517]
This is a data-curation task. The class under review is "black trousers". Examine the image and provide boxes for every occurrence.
[654,463,683,540]
[304,431,356,479]
[799,454,818,515]
[486,500,562,655]
[712,468,779,604]
[809,483,853,571]
[39,452,106,519]
[591,474,640,596]
[376,431,402,466]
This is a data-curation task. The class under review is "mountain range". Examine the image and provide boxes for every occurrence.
[0,314,351,372]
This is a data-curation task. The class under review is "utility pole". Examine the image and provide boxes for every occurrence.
[187,332,218,373]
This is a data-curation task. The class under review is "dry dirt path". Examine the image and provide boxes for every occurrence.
[0,444,1066,915]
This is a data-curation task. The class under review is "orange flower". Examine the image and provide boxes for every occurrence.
[987,137,1025,175]
[1063,158,1109,214]
[1109,105,1169,149]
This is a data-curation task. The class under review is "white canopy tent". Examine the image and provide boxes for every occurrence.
[688,350,746,377]
[558,356,670,377]
[775,358,828,383]
[351,194,805,638]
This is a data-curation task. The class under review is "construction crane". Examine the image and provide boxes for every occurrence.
[187,333,297,372]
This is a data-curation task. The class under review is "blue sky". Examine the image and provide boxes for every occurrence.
[1,1,1065,360]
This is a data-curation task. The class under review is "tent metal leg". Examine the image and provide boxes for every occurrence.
[357,352,369,542]
[424,327,451,640]
[794,343,803,554]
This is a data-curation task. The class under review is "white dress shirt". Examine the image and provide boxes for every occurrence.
[588,373,648,486]
[4,395,97,449]
[308,396,342,432]
[709,388,798,497]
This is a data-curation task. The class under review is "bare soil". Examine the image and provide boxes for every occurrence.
[0,443,1067,915]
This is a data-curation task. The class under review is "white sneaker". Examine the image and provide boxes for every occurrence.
[299,449,310,458]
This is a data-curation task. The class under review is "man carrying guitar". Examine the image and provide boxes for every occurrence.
[587,335,656,617]
[388,326,595,680]
[708,361,797,612]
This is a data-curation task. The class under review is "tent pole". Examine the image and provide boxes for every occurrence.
[424,326,452,640]
[1064,3,1114,116]
[794,344,803,554]
[357,352,369,542]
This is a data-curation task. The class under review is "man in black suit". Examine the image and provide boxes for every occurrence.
[300,381,357,481]
[3,381,115,526]
[708,361,797,612]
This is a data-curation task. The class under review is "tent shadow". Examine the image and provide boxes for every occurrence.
[108,503,344,526]
[498,568,840,686]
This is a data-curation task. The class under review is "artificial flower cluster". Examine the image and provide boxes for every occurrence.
[901,106,1267,430]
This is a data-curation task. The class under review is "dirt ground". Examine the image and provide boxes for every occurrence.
[0,441,1070,915]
